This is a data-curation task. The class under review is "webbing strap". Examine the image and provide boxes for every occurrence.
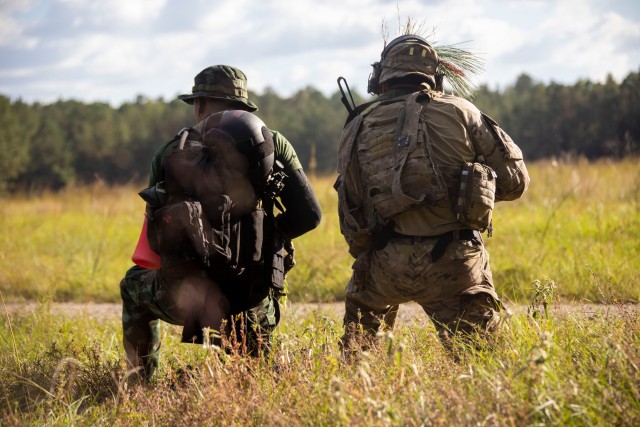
[391,92,427,206]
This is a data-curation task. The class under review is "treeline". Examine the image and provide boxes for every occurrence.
[0,71,638,192]
[472,72,639,160]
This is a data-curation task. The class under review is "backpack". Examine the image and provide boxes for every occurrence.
[141,110,286,285]
[335,90,449,256]
[356,91,448,219]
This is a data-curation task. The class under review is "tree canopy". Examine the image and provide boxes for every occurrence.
[0,70,638,192]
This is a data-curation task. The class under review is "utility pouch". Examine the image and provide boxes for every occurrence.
[151,198,237,269]
[283,239,296,274]
[242,207,264,263]
[454,162,497,234]
[270,233,286,293]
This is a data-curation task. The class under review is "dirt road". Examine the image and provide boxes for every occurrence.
[3,301,636,324]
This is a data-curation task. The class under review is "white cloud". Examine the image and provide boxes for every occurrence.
[0,0,41,47]
[537,1,640,83]
[57,0,167,26]
[197,0,254,37]
[108,0,167,23]
[0,0,638,105]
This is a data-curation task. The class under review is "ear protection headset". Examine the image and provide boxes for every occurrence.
[367,35,433,95]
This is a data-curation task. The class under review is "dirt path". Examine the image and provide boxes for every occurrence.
[3,301,636,323]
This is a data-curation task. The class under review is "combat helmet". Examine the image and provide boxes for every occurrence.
[368,35,439,95]
[199,110,275,188]
[160,110,275,200]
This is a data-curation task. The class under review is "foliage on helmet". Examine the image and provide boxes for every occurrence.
[371,21,485,99]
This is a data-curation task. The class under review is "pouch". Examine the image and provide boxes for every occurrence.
[454,162,497,233]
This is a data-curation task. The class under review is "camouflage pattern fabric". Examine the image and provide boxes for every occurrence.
[178,65,258,111]
[342,232,503,352]
[379,38,438,86]
[336,36,529,359]
[120,265,279,379]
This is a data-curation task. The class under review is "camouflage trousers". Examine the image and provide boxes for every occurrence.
[343,230,503,353]
[120,265,280,379]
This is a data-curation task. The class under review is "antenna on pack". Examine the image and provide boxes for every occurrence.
[337,76,356,115]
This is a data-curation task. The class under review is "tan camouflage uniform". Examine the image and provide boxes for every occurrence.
[337,36,530,353]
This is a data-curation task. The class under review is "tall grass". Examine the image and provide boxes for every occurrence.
[1,295,638,425]
[0,158,639,303]
[1,159,640,424]
[487,158,640,303]
[0,184,140,302]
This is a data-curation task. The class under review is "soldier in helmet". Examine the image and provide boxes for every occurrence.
[335,35,530,356]
[120,65,321,380]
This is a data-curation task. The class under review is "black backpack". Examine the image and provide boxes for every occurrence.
[141,110,285,283]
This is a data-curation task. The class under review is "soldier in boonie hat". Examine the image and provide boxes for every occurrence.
[178,65,258,112]
[119,63,322,381]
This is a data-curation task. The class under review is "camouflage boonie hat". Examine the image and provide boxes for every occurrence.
[178,65,258,112]
[379,35,438,85]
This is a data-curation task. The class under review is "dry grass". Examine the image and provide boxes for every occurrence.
[1,159,638,304]
[1,158,639,424]
[1,297,639,425]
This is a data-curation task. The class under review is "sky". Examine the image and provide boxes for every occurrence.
[1,0,639,106]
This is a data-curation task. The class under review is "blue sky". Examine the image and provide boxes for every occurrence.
[1,0,639,106]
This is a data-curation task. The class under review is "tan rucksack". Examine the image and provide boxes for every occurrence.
[335,90,449,256]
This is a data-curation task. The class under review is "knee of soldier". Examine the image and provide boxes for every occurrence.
[120,265,153,306]
[120,276,133,303]
[344,299,392,338]
[238,296,280,340]
[458,292,504,334]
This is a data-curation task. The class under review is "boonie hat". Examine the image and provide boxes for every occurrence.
[178,65,258,112]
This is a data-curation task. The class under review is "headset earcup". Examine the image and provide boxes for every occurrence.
[367,62,382,95]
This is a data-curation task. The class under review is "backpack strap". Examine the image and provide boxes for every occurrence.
[342,99,379,127]
[390,92,430,207]
[178,128,190,150]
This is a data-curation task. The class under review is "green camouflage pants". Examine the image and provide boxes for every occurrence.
[120,265,280,378]
[342,232,503,352]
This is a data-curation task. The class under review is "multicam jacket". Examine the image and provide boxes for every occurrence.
[336,87,530,257]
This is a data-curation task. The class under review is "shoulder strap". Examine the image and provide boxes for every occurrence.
[342,99,379,127]
[390,92,430,206]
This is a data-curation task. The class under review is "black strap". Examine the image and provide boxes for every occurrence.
[430,233,454,263]
[431,230,477,262]
[371,221,396,251]
[385,229,477,262]
[343,98,379,127]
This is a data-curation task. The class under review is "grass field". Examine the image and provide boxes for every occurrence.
[1,158,639,425]
[1,158,639,304]
[1,296,639,425]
